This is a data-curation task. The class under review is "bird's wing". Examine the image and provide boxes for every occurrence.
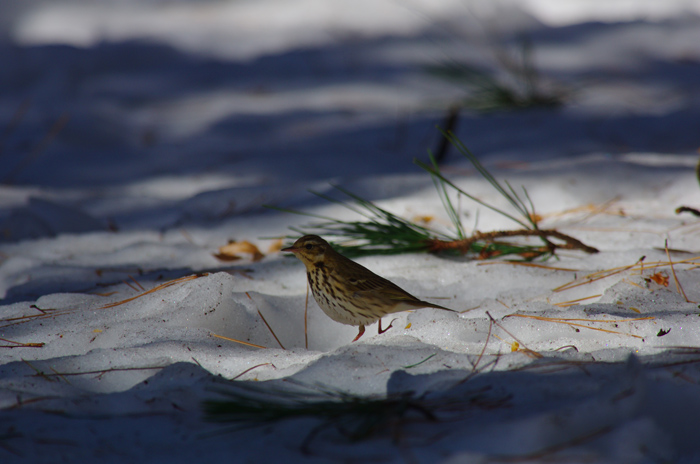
[340,260,453,311]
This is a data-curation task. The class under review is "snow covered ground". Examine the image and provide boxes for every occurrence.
[1,0,700,462]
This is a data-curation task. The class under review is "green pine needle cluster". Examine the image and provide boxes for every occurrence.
[269,132,553,261]
[425,37,565,112]
[416,129,539,232]
[268,185,445,258]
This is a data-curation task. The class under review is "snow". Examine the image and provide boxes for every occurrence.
[2,0,700,462]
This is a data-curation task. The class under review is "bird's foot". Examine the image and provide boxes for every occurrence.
[378,318,396,335]
[352,325,366,342]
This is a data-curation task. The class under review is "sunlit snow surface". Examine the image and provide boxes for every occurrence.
[2,1,700,462]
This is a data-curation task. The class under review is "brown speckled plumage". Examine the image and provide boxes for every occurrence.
[282,235,454,342]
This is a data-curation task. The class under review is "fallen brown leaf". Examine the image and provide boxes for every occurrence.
[268,238,283,253]
[649,272,669,287]
[215,240,265,262]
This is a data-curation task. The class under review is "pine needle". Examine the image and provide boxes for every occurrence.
[478,261,579,272]
[551,294,602,307]
[0,337,44,348]
[553,255,700,293]
[304,282,309,350]
[211,333,267,349]
[665,239,693,303]
[428,151,466,239]
[473,315,493,374]
[99,273,208,309]
[271,133,595,261]
[35,366,166,379]
[403,353,437,369]
[424,37,565,112]
[128,275,145,291]
[231,363,274,381]
[506,314,652,339]
[487,311,542,358]
[258,310,285,350]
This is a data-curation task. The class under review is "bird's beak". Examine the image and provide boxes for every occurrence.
[281,245,298,253]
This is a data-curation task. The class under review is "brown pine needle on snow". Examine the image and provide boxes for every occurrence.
[539,196,623,222]
[510,315,655,324]
[0,337,44,348]
[0,274,207,330]
[552,264,638,292]
[0,312,58,329]
[551,294,602,307]
[622,278,645,289]
[304,282,310,350]
[257,310,285,350]
[211,333,267,349]
[244,292,285,350]
[231,363,274,381]
[0,272,201,329]
[665,239,693,303]
[35,366,167,379]
[122,279,140,292]
[487,311,542,358]
[99,273,208,310]
[505,314,653,339]
[478,261,579,272]
[128,275,145,291]
[553,255,700,293]
[473,316,494,374]
[456,315,495,386]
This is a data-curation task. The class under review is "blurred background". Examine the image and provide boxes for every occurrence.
[1,0,699,238]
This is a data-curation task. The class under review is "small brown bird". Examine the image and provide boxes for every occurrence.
[282,235,454,342]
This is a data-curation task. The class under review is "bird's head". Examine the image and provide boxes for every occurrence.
[281,235,332,267]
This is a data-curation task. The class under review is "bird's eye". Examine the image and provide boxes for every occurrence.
[305,244,313,250]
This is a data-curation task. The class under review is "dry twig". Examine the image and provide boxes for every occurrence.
[426,228,599,256]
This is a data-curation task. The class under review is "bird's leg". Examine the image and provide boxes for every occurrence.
[378,318,396,335]
[352,325,365,342]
